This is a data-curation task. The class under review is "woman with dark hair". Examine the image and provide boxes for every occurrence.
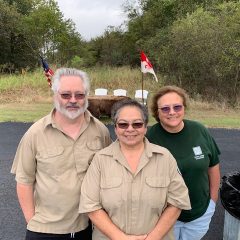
[146,86,220,240]
[79,98,191,240]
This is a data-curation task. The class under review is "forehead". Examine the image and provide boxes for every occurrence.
[59,75,84,91]
[158,92,183,105]
[118,106,143,120]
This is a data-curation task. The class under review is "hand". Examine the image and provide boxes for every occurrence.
[126,234,148,240]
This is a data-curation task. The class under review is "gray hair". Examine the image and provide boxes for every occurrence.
[111,99,149,126]
[51,68,90,95]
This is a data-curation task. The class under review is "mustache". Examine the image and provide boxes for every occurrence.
[66,103,80,108]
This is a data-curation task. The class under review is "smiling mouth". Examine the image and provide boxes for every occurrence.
[125,135,137,139]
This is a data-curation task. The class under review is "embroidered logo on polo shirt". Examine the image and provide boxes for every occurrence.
[192,146,204,160]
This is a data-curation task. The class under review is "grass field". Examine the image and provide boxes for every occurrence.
[0,67,239,128]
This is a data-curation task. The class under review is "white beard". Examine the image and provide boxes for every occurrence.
[54,99,88,120]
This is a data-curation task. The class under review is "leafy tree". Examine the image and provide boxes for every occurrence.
[151,2,240,104]
[22,0,85,65]
[122,0,225,66]
[0,0,29,72]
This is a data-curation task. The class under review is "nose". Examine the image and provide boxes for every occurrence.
[126,124,135,131]
[169,106,176,115]
[168,107,176,114]
[69,95,77,102]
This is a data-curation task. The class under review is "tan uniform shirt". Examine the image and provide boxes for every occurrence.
[11,109,112,234]
[79,139,191,240]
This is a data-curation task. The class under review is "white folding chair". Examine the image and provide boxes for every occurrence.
[113,89,127,96]
[135,89,149,105]
[95,88,108,96]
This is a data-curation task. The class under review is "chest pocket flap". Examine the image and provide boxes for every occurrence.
[146,177,170,188]
[101,177,122,189]
[86,137,103,151]
[38,146,64,159]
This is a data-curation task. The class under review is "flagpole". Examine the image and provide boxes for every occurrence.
[141,72,144,104]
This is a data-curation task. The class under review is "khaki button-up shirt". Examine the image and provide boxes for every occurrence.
[79,139,191,240]
[11,110,112,234]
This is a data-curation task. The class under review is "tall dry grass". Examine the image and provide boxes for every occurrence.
[0,66,161,103]
[0,66,239,127]
[0,66,237,110]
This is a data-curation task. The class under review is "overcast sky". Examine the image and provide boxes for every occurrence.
[56,0,127,40]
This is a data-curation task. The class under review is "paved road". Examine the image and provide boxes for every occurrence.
[0,122,239,240]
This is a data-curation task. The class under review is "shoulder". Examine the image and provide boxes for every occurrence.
[146,122,161,136]
[184,119,209,135]
[90,115,108,131]
[147,122,160,131]
[22,114,50,138]
[88,115,110,138]
[184,119,206,129]
[96,142,115,156]
[145,139,173,158]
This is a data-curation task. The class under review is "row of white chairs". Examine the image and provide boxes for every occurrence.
[94,88,149,104]
[95,88,127,96]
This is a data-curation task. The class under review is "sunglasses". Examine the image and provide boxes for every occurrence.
[58,92,86,100]
[116,122,145,129]
[158,104,183,114]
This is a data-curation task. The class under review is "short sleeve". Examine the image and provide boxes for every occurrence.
[11,132,36,184]
[79,154,102,213]
[166,153,191,210]
[208,135,220,167]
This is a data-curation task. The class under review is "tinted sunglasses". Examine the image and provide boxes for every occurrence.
[58,92,86,100]
[116,122,145,129]
[158,104,183,114]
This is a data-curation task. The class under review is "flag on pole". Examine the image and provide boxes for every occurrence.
[40,57,54,87]
[140,51,158,82]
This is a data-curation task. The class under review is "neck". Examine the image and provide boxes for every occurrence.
[54,111,85,139]
[161,121,184,133]
[120,141,144,153]
[120,141,145,173]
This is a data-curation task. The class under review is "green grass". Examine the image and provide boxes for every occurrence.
[0,103,53,122]
[0,67,239,128]
[1,101,239,128]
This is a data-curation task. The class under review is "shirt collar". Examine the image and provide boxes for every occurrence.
[43,109,94,130]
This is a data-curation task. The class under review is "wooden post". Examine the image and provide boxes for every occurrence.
[223,210,240,240]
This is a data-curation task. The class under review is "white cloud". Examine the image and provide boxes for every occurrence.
[56,0,127,40]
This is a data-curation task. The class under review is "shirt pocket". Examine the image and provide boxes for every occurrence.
[76,137,103,176]
[145,177,170,209]
[100,177,123,210]
[37,146,65,178]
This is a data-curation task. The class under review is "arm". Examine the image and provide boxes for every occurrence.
[88,209,147,240]
[208,163,220,202]
[145,204,181,240]
[17,182,35,223]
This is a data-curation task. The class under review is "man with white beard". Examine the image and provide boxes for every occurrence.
[11,68,112,240]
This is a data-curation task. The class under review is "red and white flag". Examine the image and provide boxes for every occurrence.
[141,51,158,82]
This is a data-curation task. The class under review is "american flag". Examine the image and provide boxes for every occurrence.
[41,57,54,87]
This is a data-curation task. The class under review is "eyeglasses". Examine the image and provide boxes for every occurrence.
[58,92,86,100]
[116,122,145,129]
[158,104,183,114]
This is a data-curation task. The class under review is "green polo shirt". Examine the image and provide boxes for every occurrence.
[146,119,220,222]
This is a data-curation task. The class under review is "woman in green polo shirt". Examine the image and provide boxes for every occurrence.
[146,85,221,240]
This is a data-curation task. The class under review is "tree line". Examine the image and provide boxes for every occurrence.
[1,0,239,104]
